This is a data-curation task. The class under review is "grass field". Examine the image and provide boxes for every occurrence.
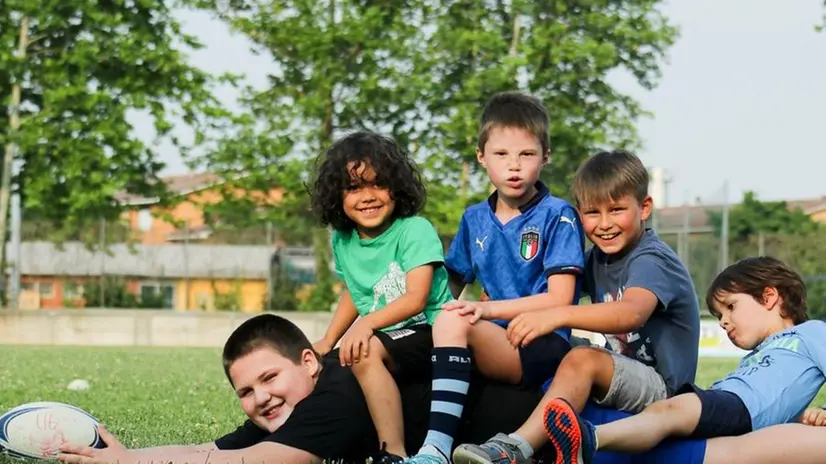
[1,346,824,461]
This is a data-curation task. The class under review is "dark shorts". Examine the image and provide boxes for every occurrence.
[677,383,753,439]
[373,324,434,384]
[518,332,571,387]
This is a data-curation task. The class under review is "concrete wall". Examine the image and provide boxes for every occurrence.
[0,309,745,358]
[0,309,332,348]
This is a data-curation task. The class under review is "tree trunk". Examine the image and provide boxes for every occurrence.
[0,16,29,303]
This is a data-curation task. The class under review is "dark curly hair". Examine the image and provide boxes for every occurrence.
[309,131,426,232]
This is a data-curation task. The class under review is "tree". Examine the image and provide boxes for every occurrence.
[0,0,234,273]
[708,191,826,319]
[409,0,679,231]
[709,191,820,240]
[196,0,679,309]
[195,0,425,310]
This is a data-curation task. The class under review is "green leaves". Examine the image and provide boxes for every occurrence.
[0,1,233,245]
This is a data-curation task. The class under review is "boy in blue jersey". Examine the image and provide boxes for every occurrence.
[546,256,826,464]
[400,92,586,464]
[451,150,700,464]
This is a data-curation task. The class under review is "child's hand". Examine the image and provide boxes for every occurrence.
[442,300,489,323]
[801,407,826,426]
[339,319,374,366]
[313,338,334,356]
[507,308,559,348]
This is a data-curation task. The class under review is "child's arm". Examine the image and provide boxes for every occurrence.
[800,407,826,426]
[314,289,359,355]
[480,273,578,320]
[58,426,319,464]
[448,206,584,322]
[507,248,674,347]
[339,264,435,366]
[507,286,658,347]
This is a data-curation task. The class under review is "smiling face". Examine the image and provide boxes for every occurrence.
[577,193,652,256]
[477,125,547,208]
[341,160,396,238]
[228,346,319,432]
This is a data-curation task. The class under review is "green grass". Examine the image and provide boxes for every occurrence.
[0,346,824,459]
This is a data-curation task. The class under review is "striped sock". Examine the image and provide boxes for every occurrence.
[419,347,472,458]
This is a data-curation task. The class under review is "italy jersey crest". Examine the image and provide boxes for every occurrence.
[519,225,540,261]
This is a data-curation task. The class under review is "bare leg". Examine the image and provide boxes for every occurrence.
[704,423,826,464]
[516,346,615,449]
[465,320,523,384]
[351,336,406,456]
[596,393,702,453]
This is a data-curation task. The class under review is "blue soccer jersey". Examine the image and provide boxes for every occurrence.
[709,320,826,430]
[445,182,586,338]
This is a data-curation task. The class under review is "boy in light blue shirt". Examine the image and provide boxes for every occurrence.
[545,256,826,464]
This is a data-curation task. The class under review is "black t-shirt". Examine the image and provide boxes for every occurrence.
[215,355,542,463]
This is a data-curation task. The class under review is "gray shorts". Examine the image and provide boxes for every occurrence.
[593,351,669,413]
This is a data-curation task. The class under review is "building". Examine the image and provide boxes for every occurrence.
[7,241,275,312]
[115,172,284,245]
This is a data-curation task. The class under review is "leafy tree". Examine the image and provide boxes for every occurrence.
[194,0,425,311]
[708,191,826,319]
[0,1,234,274]
[195,0,678,310]
[708,191,820,240]
[410,0,679,231]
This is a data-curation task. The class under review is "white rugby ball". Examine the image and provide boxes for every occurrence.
[0,401,105,460]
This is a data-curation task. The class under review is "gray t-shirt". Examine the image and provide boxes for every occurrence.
[585,229,700,394]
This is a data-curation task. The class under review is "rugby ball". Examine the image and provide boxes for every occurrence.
[0,401,105,460]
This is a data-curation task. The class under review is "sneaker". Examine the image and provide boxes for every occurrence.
[368,442,405,464]
[452,433,532,464]
[403,445,450,464]
[543,398,596,464]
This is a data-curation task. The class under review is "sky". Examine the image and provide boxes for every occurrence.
[146,0,826,209]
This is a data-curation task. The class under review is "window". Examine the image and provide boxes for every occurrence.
[38,282,55,298]
[137,209,153,232]
[139,282,176,309]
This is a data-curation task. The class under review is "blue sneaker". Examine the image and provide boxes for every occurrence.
[543,398,596,464]
[403,445,450,464]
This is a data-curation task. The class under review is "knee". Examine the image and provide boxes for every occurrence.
[433,310,471,345]
[557,346,608,376]
[350,337,387,373]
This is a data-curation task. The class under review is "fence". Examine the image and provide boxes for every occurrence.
[3,218,325,313]
[654,220,826,319]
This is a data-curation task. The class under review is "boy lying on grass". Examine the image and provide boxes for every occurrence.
[55,313,544,464]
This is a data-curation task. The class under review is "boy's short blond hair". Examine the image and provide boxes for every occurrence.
[477,91,550,155]
[571,150,649,208]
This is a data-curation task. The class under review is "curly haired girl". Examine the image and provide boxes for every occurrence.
[309,131,453,461]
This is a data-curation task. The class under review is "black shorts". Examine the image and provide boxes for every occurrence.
[373,324,434,384]
[677,383,753,438]
[518,332,571,387]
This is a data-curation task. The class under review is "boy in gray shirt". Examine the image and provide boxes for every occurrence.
[451,150,701,464]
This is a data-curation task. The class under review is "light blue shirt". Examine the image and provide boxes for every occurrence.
[710,320,826,430]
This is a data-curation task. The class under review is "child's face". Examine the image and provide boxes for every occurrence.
[342,161,396,238]
[477,126,547,205]
[711,289,781,350]
[577,193,652,255]
[228,346,320,432]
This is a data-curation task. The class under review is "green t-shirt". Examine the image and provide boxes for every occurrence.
[332,216,452,331]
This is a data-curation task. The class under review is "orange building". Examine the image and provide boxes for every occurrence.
[116,173,284,245]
